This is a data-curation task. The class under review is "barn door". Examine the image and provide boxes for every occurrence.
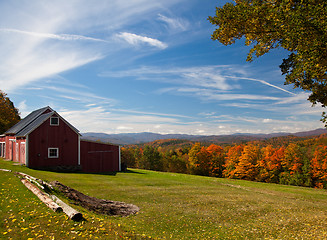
[9,141,13,160]
[20,143,26,164]
[15,143,19,162]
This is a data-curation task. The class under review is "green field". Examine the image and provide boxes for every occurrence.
[1,159,327,239]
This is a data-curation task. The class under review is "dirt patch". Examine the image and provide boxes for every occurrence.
[50,181,139,217]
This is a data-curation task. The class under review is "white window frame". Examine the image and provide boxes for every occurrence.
[48,148,59,158]
[50,117,59,126]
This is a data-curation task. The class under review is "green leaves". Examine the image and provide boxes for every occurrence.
[209,0,327,120]
[0,90,20,134]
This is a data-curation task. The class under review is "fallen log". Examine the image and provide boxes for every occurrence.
[50,181,140,216]
[51,195,83,221]
[20,178,62,212]
[0,168,12,172]
[16,172,53,190]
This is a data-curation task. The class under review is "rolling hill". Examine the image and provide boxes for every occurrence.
[81,128,327,145]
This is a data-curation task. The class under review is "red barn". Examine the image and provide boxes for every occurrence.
[0,106,121,172]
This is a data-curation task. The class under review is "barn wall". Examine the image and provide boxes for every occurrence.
[28,115,79,169]
[0,136,26,164]
[9,138,26,164]
[17,139,26,164]
[80,140,120,173]
[1,136,16,161]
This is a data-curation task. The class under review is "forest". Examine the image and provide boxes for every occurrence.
[121,134,327,189]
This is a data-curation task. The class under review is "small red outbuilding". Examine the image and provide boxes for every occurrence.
[0,106,121,173]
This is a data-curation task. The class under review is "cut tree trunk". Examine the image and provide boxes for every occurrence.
[20,178,62,212]
[0,169,11,172]
[16,172,53,190]
[51,195,83,221]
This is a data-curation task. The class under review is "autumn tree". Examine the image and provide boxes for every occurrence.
[193,146,212,176]
[234,144,260,181]
[188,143,202,174]
[311,145,327,188]
[141,145,163,171]
[206,144,225,177]
[0,90,20,134]
[209,0,327,123]
[223,145,243,178]
[280,143,311,186]
[163,149,188,174]
[257,146,284,183]
[121,147,137,168]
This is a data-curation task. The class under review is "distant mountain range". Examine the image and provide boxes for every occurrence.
[81,128,327,145]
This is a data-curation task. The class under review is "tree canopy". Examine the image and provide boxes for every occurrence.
[0,90,20,134]
[208,0,327,122]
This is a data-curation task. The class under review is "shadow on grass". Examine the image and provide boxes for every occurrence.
[82,169,147,176]
[123,169,146,174]
[1,159,146,176]
[29,168,147,177]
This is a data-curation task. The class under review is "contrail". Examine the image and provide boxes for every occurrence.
[225,75,296,95]
[0,28,107,43]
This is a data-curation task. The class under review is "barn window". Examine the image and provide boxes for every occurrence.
[48,148,59,158]
[50,117,59,126]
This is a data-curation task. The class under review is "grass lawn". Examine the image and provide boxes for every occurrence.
[1,158,327,239]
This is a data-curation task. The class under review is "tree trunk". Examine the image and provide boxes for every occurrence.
[0,168,11,172]
[51,195,83,221]
[16,172,53,190]
[20,178,62,212]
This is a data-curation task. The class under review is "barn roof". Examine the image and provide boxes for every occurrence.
[16,112,54,136]
[5,106,80,137]
[5,106,52,135]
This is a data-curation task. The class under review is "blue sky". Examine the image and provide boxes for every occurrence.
[0,0,324,135]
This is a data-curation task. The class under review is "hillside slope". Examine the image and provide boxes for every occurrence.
[1,159,327,239]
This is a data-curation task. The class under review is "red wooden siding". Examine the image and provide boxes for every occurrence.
[20,141,26,164]
[1,107,121,173]
[4,136,15,161]
[0,136,26,164]
[14,139,26,164]
[80,140,120,173]
[28,114,79,168]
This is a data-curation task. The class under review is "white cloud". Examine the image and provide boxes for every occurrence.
[100,65,241,90]
[116,32,168,49]
[117,126,134,130]
[263,119,272,123]
[157,14,189,31]
[111,108,192,119]
[100,65,317,116]
[0,0,182,93]
[59,105,190,134]
[161,87,279,102]
[275,92,310,105]
[0,51,102,92]
[100,65,295,95]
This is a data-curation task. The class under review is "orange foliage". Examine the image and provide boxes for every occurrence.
[311,145,327,188]
[257,146,284,182]
[234,144,260,181]
[283,143,302,175]
[121,133,327,189]
[223,145,243,178]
